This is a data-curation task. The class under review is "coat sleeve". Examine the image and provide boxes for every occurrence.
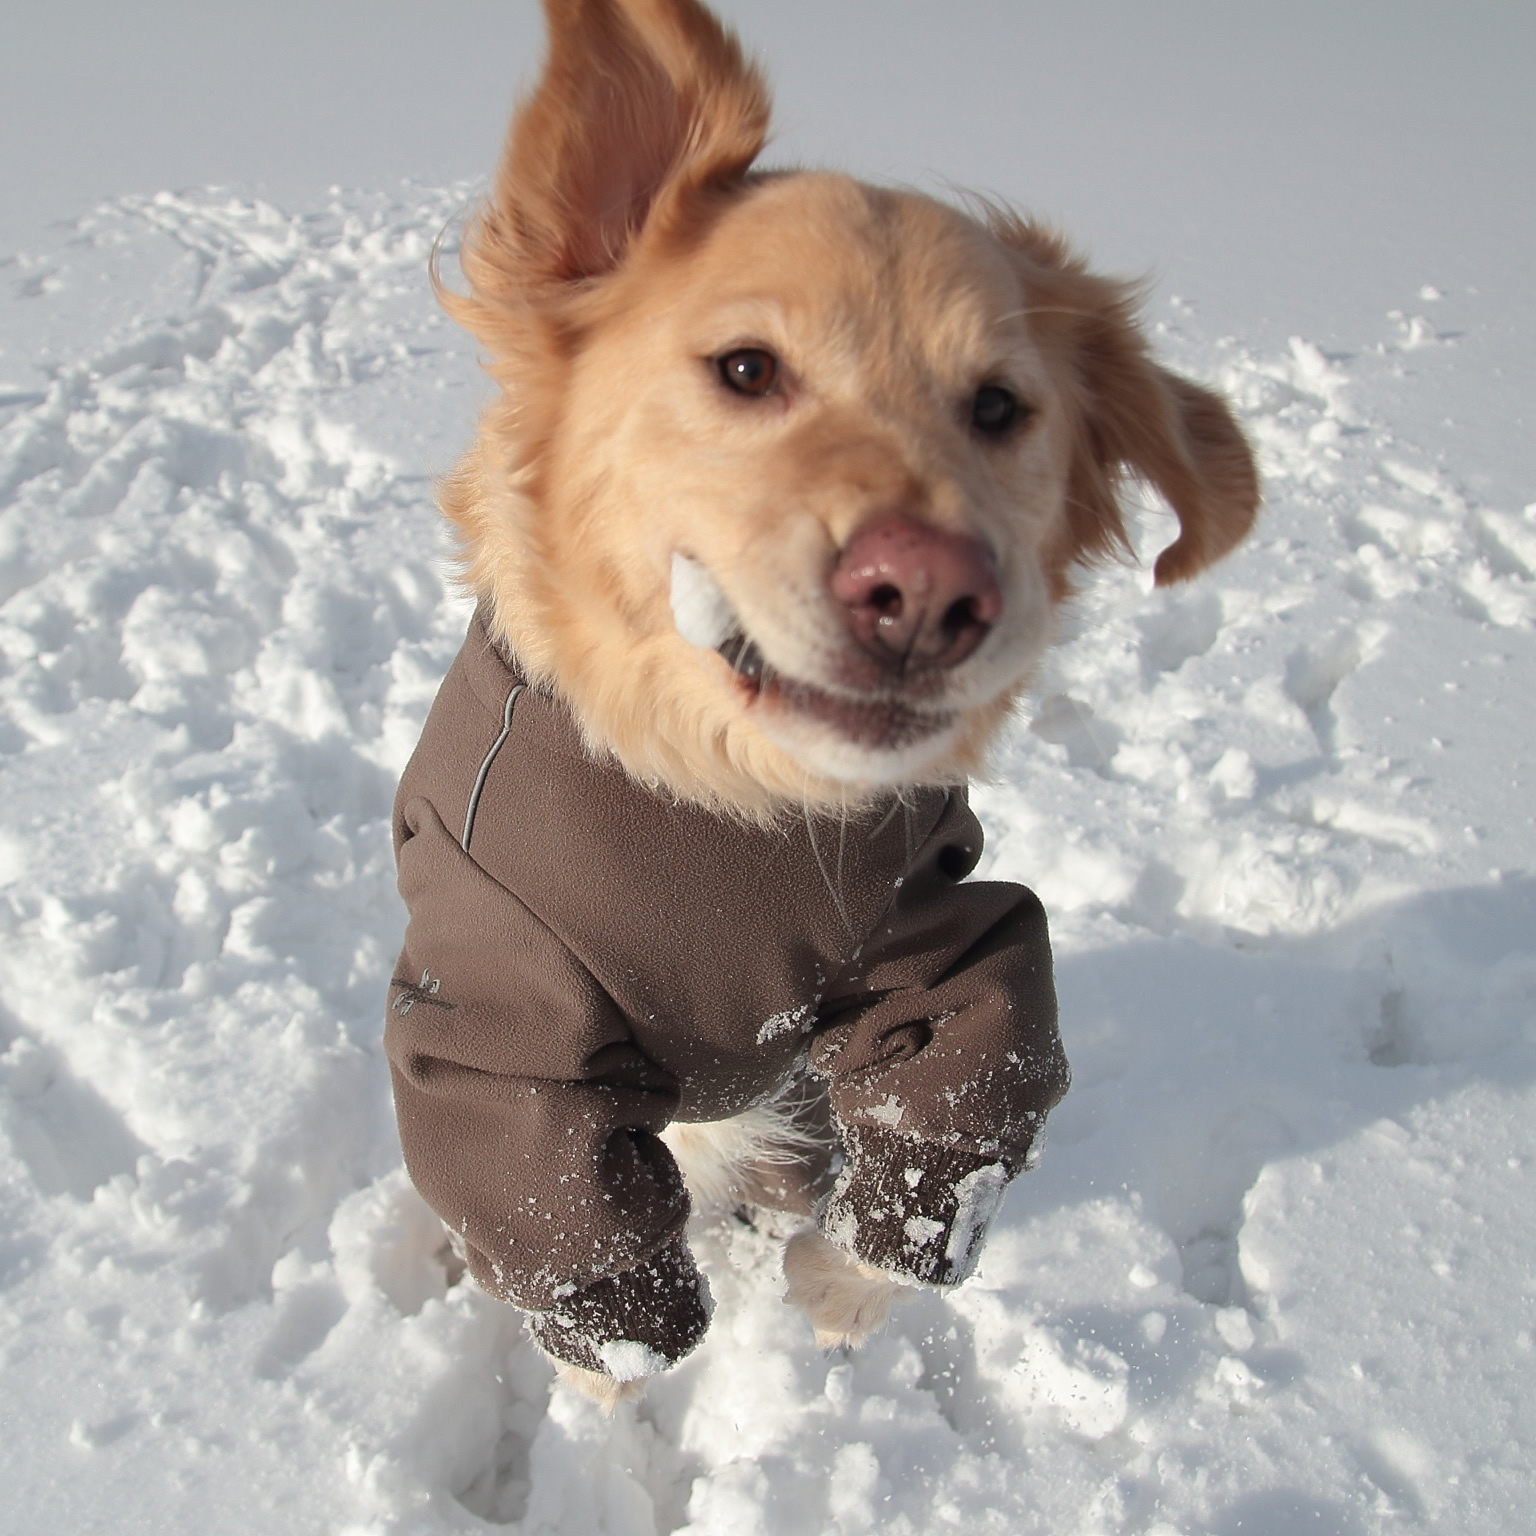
[385,795,709,1378]
[809,791,1069,1287]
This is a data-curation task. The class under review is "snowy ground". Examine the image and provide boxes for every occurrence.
[2,7,1535,1535]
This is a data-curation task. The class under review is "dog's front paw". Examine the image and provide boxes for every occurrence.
[551,1360,648,1415]
[783,1227,908,1350]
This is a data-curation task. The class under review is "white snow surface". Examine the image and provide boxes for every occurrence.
[2,9,1535,1535]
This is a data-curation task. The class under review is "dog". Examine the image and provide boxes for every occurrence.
[385,0,1258,1410]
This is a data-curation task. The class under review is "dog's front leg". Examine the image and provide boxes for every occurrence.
[782,1227,910,1350]
[551,1360,649,1415]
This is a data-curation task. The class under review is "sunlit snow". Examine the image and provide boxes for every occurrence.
[1,5,1533,1534]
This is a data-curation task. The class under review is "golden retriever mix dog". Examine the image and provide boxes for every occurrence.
[386,0,1258,1408]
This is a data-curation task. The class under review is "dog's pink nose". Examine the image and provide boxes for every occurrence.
[831,518,1002,671]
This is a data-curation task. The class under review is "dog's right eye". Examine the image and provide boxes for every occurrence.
[971,384,1025,438]
[716,348,780,397]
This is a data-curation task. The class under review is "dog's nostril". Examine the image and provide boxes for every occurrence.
[942,596,983,637]
[870,583,904,618]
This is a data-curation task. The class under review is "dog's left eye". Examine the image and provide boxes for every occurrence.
[716,348,780,397]
[971,384,1026,438]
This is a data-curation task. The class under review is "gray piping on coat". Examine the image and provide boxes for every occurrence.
[462,684,524,851]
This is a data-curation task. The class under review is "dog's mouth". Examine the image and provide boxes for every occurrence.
[670,553,955,751]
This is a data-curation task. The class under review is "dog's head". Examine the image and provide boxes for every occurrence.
[439,0,1259,816]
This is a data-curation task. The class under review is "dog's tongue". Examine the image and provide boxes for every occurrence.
[669,552,736,650]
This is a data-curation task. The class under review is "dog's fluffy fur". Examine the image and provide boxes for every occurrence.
[432,0,1258,1397]
[659,1099,829,1214]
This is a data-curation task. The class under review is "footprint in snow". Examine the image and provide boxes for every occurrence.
[1282,622,1386,756]
[0,1022,147,1202]
[1135,588,1225,684]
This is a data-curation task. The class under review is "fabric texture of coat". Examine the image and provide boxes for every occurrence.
[385,608,1069,1378]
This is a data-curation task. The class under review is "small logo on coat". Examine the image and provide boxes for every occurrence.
[391,969,454,1016]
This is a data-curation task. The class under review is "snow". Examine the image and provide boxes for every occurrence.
[669,555,737,655]
[755,1006,812,1047]
[2,4,1534,1534]
[599,1341,674,1386]
[941,1163,1007,1281]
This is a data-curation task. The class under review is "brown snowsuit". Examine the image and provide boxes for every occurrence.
[385,609,1068,1378]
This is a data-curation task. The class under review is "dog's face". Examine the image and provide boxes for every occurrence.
[546,176,1077,789]
[440,0,1258,815]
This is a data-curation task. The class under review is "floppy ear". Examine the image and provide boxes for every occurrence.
[451,0,769,319]
[993,218,1259,586]
[1084,336,1261,586]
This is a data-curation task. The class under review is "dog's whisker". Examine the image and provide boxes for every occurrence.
[803,790,855,936]
[865,796,903,841]
[836,799,849,900]
[989,303,1112,327]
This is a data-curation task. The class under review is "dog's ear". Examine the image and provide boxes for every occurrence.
[457,0,769,310]
[995,219,1259,587]
[1081,331,1261,586]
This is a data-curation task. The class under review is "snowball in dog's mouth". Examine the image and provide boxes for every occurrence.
[669,552,953,751]
[669,551,739,652]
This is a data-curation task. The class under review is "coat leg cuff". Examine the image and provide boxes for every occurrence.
[818,1124,1012,1286]
[528,1235,712,1380]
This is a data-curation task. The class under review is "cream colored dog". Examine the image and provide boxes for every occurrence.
[431,0,1257,1406]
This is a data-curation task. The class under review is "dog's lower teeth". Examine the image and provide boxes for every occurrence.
[721,635,764,685]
